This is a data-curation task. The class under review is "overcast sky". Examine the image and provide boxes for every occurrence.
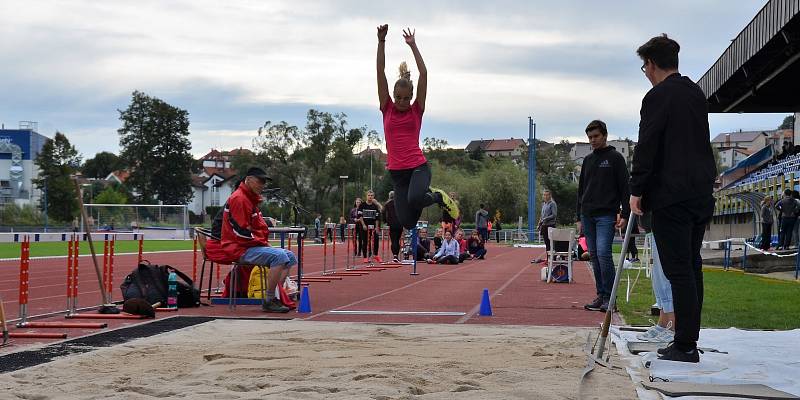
[0,0,788,158]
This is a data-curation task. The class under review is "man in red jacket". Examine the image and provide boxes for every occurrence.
[221,167,296,313]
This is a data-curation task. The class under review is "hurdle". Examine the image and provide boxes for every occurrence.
[13,235,106,332]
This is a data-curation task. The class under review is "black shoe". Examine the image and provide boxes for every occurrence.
[657,341,675,355]
[584,296,603,311]
[262,298,290,313]
[599,299,617,312]
[658,346,700,363]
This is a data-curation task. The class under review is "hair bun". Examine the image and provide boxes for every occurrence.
[398,61,412,80]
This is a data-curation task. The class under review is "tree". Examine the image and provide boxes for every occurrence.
[251,110,369,222]
[94,186,128,204]
[779,115,795,130]
[33,132,82,222]
[82,151,123,179]
[423,137,448,151]
[469,146,486,161]
[118,91,193,204]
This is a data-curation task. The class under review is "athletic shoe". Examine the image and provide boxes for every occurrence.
[362,258,369,263]
[584,296,603,311]
[629,257,640,263]
[599,299,617,312]
[636,321,673,342]
[658,346,700,363]
[430,187,460,218]
[652,326,675,343]
[657,341,675,355]
[580,252,591,261]
[261,298,290,313]
[392,257,400,263]
[374,256,383,263]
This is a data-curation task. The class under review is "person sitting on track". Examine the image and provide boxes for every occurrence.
[415,228,431,261]
[427,229,459,264]
[467,230,487,260]
[455,229,470,263]
[210,167,297,313]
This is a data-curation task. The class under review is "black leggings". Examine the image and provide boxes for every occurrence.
[359,226,379,258]
[389,225,403,257]
[389,163,436,230]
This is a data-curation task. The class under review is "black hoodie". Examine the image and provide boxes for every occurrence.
[576,145,630,220]
[629,73,716,211]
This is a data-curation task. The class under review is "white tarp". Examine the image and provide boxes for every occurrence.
[611,327,800,399]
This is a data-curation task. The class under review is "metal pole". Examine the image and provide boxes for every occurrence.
[527,117,537,242]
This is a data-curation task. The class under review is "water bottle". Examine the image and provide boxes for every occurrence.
[167,272,178,309]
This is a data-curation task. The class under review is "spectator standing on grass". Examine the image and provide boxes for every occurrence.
[792,190,800,248]
[577,119,630,314]
[775,189,799,250]
[760,196,774,251]
[475,204,489,242]
[630,34,716,363]
[635,212,675,343]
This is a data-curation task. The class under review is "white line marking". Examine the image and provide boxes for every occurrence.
[328,310,466,316]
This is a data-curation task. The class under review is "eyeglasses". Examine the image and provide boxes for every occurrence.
[640,60,647,73]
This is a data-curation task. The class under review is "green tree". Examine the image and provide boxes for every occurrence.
[118,91,193,204]
[252,110,369,222]
[779,115,795,130]
[33,132,82,222]
[82,151,122,179]
[423,137,448,151]
[94,186,128,204]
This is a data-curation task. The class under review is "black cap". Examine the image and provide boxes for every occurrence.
[245,167,271,181]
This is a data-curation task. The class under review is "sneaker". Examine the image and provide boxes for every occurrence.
[599,299,617,312]
[362,258,369,263]
[374,256,383,263]
[584,296,603,311]
[652,326,675,343]
[635,324,667,342]
[658,346,700,363]
[430,187,460,218]
[261,298,290,313]
[392,257,400,263]
[657,341,675,355]
[630,257,640,263]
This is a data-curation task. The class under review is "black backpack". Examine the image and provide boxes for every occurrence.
[120,262,200,308]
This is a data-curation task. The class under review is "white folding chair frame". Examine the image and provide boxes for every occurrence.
[547,227,575,283]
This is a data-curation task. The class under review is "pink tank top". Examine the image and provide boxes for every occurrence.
[382,97,427,170]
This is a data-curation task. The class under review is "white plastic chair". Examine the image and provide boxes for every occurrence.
[546,227,575,283]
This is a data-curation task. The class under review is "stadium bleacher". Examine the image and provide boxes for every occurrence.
[735,152,800,187]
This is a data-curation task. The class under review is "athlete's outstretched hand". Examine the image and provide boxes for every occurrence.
[377,24,388,41]
[403,28,416,45]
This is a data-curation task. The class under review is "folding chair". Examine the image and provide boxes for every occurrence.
[194,227,262,309]
[547,227,575,283]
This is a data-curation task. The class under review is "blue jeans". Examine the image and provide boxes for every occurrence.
[476,227,489,242]
[240,246,297,269]
[648,233,674,313]
[581,214,616,299]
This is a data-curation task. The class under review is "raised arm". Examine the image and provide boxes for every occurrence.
[403,28,427,112]
[377,24,389,111]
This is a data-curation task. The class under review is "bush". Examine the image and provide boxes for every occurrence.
[0,204,45,226]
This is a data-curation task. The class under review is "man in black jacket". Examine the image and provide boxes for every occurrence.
[630,34,716,363]
[577,119,630,313]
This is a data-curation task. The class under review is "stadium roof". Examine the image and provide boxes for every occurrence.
[698,0,800,113]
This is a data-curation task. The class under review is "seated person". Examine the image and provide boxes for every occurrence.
[428,230,459,264]
[455,229,470,263]
[432,227,443,253]
[206,167,296,313]
[466,230,487,259]
[415,228,431,261]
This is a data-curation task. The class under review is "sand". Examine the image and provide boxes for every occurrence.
[0,320,636,399]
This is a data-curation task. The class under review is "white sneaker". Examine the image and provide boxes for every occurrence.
[651,321,674,343]
[636,324,666,342]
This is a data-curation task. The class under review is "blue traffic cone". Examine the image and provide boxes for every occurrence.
[298,286,311,313]
[479,288,492,316]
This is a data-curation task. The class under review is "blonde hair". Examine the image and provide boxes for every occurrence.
[394,61,414,93]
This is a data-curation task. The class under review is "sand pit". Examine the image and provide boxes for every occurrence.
[0,320,636,399]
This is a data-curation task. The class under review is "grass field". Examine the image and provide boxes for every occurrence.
[617,267,800,330]
[0,239,318,258]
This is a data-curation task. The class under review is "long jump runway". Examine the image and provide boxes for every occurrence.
[0,241,621,351]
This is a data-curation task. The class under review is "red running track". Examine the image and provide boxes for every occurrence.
[0,241,622,352]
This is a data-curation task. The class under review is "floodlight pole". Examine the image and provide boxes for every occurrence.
[528,116,537,242]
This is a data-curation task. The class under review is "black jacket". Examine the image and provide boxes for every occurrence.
[629,73,716,211]
[577,146,630,220]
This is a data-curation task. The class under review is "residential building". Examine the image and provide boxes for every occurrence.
[464,138,526,158]
[718,147,751,169]
[710,130,770,153]
[0,123,48,206]
[570,140,634,165]
[188,148,253,217]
